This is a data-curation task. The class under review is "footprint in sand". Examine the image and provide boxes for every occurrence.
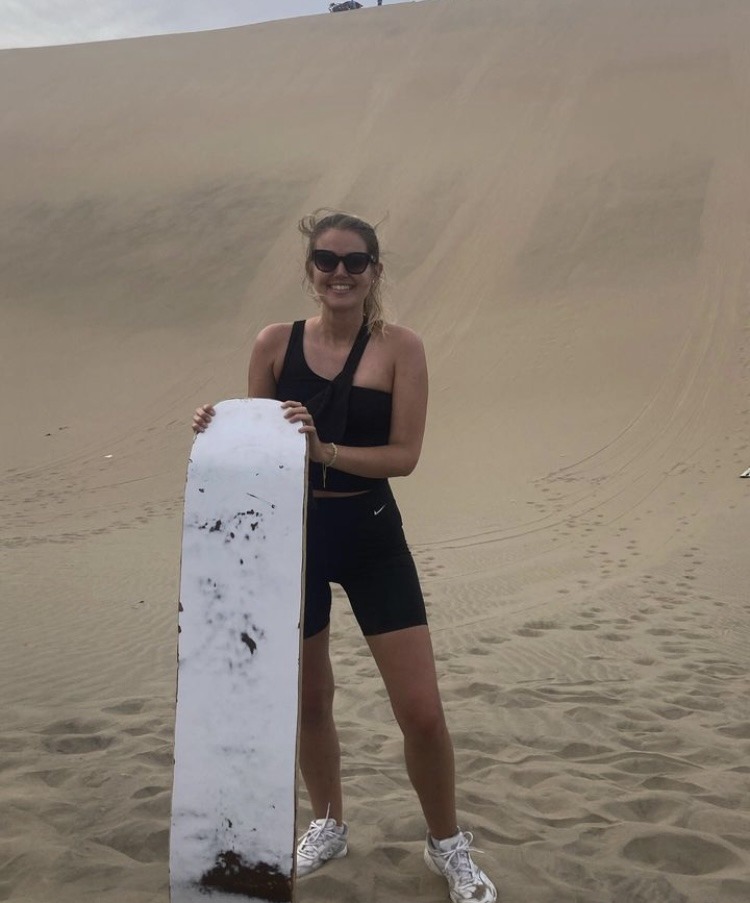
[610,874,688,903]
[622,830,739,875]
[40,718,114,754]
[43,734,113,754]
[515,619,559,637]
[131,785,165,799]
[716,722,750,739]
[640,776,706,794]
[602,795,683,824]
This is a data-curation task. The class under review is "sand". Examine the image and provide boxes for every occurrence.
[1,0,749,900]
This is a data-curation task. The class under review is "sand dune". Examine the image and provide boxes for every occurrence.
[2,0,749,900]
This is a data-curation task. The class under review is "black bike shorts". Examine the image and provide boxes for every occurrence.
[303,482,427,639]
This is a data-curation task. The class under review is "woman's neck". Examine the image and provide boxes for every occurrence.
[314,308,365,345]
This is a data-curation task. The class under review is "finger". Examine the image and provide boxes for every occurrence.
[284,409,312,422]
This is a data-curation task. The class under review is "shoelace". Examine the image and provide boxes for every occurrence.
[433,832,484,891]
[298,806,337,857]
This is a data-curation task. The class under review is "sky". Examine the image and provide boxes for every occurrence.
[0,0,409,50]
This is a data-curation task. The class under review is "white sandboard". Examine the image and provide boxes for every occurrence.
[170,399,307,903]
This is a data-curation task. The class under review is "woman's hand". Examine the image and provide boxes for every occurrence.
[281,401,332,464]
[192,404,215,433]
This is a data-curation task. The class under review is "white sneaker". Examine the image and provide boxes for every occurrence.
[424,830,497,902]
[296,817,348,876]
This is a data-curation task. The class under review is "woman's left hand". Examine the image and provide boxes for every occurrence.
[281,401,330,464]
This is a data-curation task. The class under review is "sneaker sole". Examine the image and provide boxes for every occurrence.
[296,844,348,877]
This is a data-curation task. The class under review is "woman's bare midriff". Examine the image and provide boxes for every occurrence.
[313,489,370,499]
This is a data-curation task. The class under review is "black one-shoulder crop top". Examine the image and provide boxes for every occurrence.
[275,320,392,492]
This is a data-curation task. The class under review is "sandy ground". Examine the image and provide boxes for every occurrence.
[2,0,750,901]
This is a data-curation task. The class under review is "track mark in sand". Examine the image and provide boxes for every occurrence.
[43,734,114,754]
[666,694,722,713]
[508,769,557,789]
[515,619,559,637]
[651,705,692,721]
[607,752,692,776]
[555,742,613,761]
[94,824,169,864]
[609,874,688,903]
[0,735,28,753]
[615,718,664,735]
[131,785,166,800]
[718,879,750,903]
[601,795,683,824]
[622,831,739,874]
[716,722,750,739]
[640,776,707,794]
[133,747,173,767]
[39,717,114,754]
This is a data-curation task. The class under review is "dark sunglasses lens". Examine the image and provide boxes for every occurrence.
[313,250,339,272]
[343,253,371,274]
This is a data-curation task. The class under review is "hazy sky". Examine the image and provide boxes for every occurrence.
[0,0,409,50]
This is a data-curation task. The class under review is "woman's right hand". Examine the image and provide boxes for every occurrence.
[192,404,215,433]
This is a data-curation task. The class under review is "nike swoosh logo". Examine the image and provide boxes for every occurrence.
[373,505,387,516]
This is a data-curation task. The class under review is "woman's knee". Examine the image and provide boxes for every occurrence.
[300,681,334,724]
[394,694,448,742]
[300,671,335,728]
[300,628,335,728]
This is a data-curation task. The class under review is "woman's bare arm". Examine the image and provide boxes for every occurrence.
[286,326,428,477]
[247,323,291,399]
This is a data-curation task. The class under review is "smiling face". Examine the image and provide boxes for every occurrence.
[308,228,381,314]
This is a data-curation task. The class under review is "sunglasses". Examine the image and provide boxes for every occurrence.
[312,249,375,275]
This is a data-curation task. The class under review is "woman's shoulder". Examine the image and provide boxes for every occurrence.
[378,322,425,355]
[255,321,296,349]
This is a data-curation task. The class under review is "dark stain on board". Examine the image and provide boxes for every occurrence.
[197,510,266,540]
[240,632,257,654]
[246,493,275,510]
[199,851,291,901]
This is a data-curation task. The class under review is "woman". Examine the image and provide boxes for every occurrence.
[193,211,496,903]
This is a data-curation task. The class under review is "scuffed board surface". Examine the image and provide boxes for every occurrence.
[170,399,307,903]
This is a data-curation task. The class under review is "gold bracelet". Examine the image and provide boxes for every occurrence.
[322,442,338,488]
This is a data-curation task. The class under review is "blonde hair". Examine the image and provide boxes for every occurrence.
[298,209,386,333]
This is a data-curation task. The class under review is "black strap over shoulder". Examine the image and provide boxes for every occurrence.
[305,319,371,443]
